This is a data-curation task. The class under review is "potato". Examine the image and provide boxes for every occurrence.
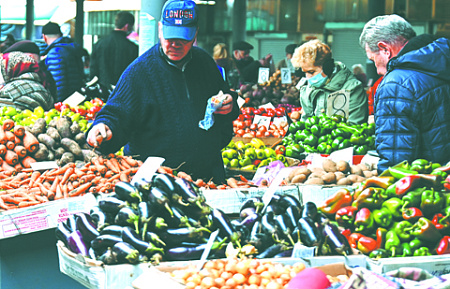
[350,165,364,176]
[322,159,337,172]
[33,143,49,161]
[46,127,61,143]
[54,147,66,159]
[371,170,379,177]
[308,173,324,180]
[287,167,307,182]
[56,116,73,138]
[334,171,346,181]
[58,152,75,166]
[336,160,350,173]
[70,121,81,136]
[74,132,86,146]
[336,177,352,186]
[322,172,337,184]
[357,163,370,171]
[363,170,374,178]
[38,133,56,150]
[291,174,307,184]
[61,138,83,159]
[81,149,99,163]
[31,118,47,136]
[304,178,325,185]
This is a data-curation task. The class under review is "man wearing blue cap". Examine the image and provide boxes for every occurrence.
[86,0,239,183]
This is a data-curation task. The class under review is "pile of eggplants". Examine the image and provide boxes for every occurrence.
[236,196,353,258]
[56,172,352,265]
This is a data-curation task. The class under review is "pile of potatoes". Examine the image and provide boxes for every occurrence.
[286,158,378,186]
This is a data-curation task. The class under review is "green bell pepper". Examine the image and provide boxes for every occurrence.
[409,238,423,252]
[354,207,375,234]
[382,197,403,220]
[392,220,413,241]
[385,230,401,257]
[399,242,413,257]
[303,134,318,147]
[350,134,365,145]
[413,247,432,256]
[410,159,433,174]
[353,187,387,210]
[369,248,390,259]
[373,207,393,228]
[354,145,369,155]
[410,217,442,244]
[402,187,426,209]
[420,188,445,218]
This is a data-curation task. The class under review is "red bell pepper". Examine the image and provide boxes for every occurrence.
[395,174,442,197]
[432,213,450,234]
[375,227,387,249]
[348,232,364,249]
[402,207,423,223]
[357,235,378,255]
[335,206,358,229]
[436,236,450,255]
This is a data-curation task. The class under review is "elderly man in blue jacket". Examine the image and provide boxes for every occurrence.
[359,14,450,173]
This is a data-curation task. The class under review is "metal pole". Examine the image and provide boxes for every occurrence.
[139,0,164,55]
[232,0,247,42]
[26,0,34,40]
[75,0,84,46]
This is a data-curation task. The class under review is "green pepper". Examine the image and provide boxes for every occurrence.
[413,247,432,256]
[409,238,423,251]
[402,187,426,209]
[294,130,309,142]
[369,248,389,259]
[354,145,368,155]
[318,135,330,145]
[399,242,413,257]
[310,124,323,137]
[305,116,319,130]
[324,145,333,155]
[382,197,403,220]
[285,144,304,158]
[354,207,375,234]
[420,188,445,218]
[288,122,300,135]
[373,207,393,228]
[335,206,358,229]
[410,217,442,244]
[385,230,401,257]
[331,128,347,138]
[365,136,375,148]
[317,142,328,154]
[303,134,318,147]
[392,220,413,241]
[352,187,387,210]
[410,159,433,174]
[350,134,365,145]
[338,139,351,150]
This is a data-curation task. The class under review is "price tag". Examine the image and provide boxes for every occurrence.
[30,161,59,171]
[292,243,316,258]
[280,68,292,84]
[63,91,86,107]
[272,116,287,126]
[252,115,271,129]
[131,156,165,186]
[237,96,246,108]
[327,90,350,120]
[261,168,291,209]
[197,229,219,270]
[259,103,276,110]
[258,67,270,84]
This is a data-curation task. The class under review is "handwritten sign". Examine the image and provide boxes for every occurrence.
[252,115,271,130]
[258,67,270,84]
[280,68,292,84]
[327,90,350,119]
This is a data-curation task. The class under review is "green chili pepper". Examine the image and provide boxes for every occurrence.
[385,230,401,257]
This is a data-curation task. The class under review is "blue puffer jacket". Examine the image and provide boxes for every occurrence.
[42,37,85,103]
[374,35,450,173]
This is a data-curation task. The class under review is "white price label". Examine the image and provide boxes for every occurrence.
[63,91,86,107]
[327,90,350,120]
[131,156,165,186]
[280,68,292,84]
[252,115,271,129]
[31,161,59,171]
[258,67,270,84]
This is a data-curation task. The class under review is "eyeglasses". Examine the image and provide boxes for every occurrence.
[166,38,191,45]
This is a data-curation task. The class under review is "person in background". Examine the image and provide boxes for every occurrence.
[90,11,139,90]
[41,22,85,103]
[0,34,16,53]
[4,40,57,98]
[232,40,273,87]
[86,0,239,183]
[0,47,54,111]
[277,43,297,73]
[291,39,368,124]
[352,63,367,87]
[212,43,237,88]
[359,14,450,173]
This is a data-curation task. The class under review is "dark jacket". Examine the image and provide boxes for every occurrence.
[89,44,239,183]
[234,56,262,85]
[42,37,85,103]
[374,35,450,173]
[90,30,139,88]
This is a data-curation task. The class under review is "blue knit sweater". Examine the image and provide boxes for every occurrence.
[90,44,239,182]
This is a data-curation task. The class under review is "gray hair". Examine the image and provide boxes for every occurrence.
[359,14,416,52]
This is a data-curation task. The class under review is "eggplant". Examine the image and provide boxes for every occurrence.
[297,217,322,247]
[67,230,89,256]
[240,197,264,214]
[55,221,73,247]
[100,225,124,236]
[114,181,142,204]
[264,200,285,216]
[302,202,318,221]
[121,226,164,256]
[174,177,206,206]
[97,247,118,265]
[248,220,273,252]
[165,239,227,261]
[98,197,127,215]
[160,203,193,228]
[158,227,210,247]
[237,212,260,229]
[210,208,241,246]
[75,213,100,243]
[114,206,141,233]
[279,195,302,211]
[152,173,179,197]
[273,248,293,258]
[138,201,153,239]
[133,178,151,194]
[256,243,290,259]
[65,214,78,232]
[240,207,256,219]
[147,187,173,217]
[285,205,301,231]
[90,206,112,231]
[260,211,286,242]
[274,213,296,246]
[143,231,167,247]
[322,220,352,256]
[91,234,123,253]
[112,241,140,264]
[88,247,98,260]
[182,201,212,225]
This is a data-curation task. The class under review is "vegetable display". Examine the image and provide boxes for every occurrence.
[282,114,376,158]
[318,159,450,258]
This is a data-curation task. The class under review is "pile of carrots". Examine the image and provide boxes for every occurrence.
[0,154,142,211]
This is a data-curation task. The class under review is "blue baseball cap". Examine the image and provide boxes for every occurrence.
[161,0,198,41]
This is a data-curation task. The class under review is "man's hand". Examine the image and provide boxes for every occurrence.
[87,123,113,148]
[214,94,233,115]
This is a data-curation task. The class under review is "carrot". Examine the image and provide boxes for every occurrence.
[14,135,21,145]
[13,124,25,138]
[226,177,239,188]
[60,166,74,185]
[21,155,36,168]
[14,163,23,173]
[103,170,114,179]
[68,182,92,197]
[34,194,49,203]
[80,173,96,184]
[0,197,11,210]
[0,126,7,145]
[50,176,61,193]
[54,184,64,200]
[72,180,79,189]
[123,156,139,168]
[28,171,41,188]
[5,141,15,150]
[104,158,120,174]
[4,149,18,166]
[118,158,131,170]
[48,163,75,177]
[177,171,193,182]
[4,130,15,143]
[22,131,40,154]
[0,144,6,156]
[14,145,27,158]
[18,200,41,208]
[2,119,14,131]
[1,161,16,174]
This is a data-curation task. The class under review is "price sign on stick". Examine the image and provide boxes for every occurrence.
[327,90,350,120]
[262,169,291,210]
[258,67,270,84]
[281,68,292,84]
[197,230,219,270]
[253,115,271,130]
[131,156,165,186]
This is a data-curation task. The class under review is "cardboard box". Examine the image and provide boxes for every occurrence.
[366,255,450,276]
[0,193,97,239]
[297,185,354,206]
